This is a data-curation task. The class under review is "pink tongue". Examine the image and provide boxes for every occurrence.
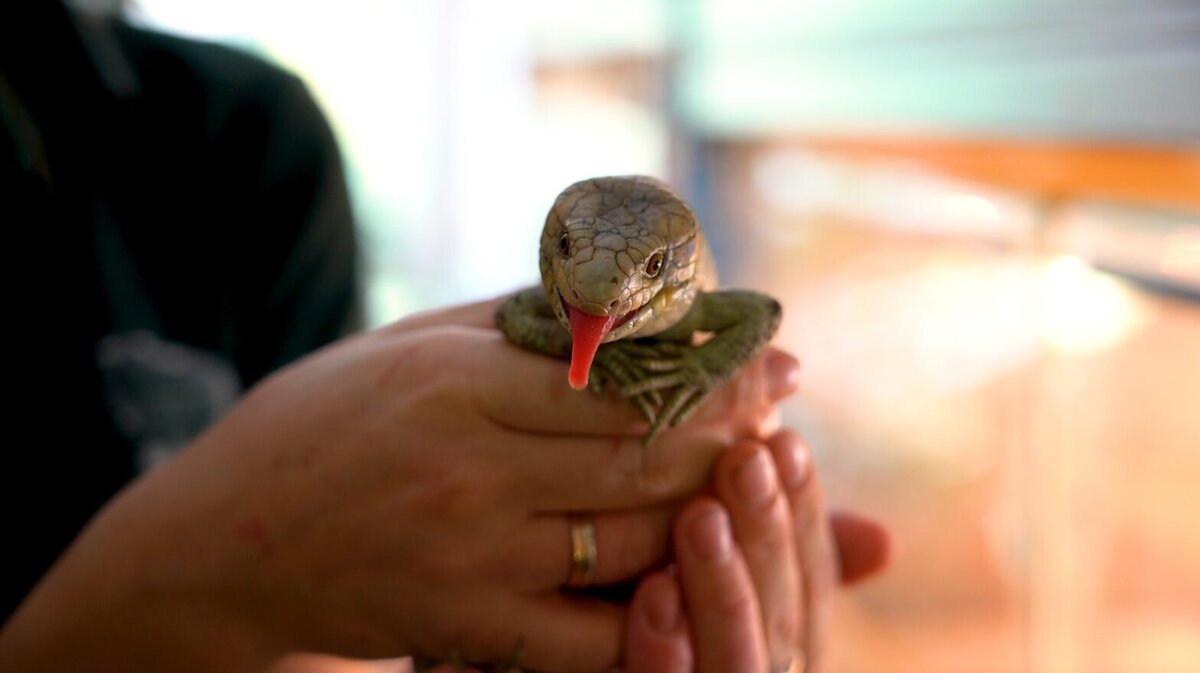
[567,305,618,390]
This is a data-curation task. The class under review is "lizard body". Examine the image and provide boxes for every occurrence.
[495,175,782,443]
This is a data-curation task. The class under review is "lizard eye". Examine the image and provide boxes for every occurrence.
[558,233,571,258]
[644,251,664,278]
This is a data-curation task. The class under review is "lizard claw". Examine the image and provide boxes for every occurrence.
[585,339,731,443]
[595,340,728,442]
[591,343,660,424]
[621,348,718,440]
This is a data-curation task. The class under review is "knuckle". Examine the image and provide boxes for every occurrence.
[628,451,693,501]
[747,502,792,549]
[788,485,824,532]
[770,607,803,655]
[708,585,758,620]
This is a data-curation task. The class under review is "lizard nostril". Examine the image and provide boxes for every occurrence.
[606,299,619,311]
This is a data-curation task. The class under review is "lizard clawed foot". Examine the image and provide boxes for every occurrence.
[593,340,728,445]
[619,347,718,442]
[591,342,666,424]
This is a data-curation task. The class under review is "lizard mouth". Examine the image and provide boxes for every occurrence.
[556,290,645,390]
[557,292,640,332]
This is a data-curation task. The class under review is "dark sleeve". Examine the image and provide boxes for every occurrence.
[0,14,364,622]
[111,24,364,387]
[226,71,363,385]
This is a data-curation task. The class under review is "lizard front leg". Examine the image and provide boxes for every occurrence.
[495,288,662,423]
[494,287,573,359]
[620,290,782,439]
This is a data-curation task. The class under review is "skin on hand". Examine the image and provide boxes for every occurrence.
[273,445,893,673]
[764,429,891,672]
[828,510,891,586]
[712,440,801,671]
[0,296,800,673]
[625,431,891,673]
[626,498,771,673]
[265,348,888,673]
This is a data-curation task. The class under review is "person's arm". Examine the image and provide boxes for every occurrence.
[0,298,797,673]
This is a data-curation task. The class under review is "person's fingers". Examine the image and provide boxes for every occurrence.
[713,441,801,671]
[500,506,675,590]
[416,593,624,673]
[468,335,799,438]
[381,295,804,419]
[504,420,738,512]
[765,428,836,673]
[624,571,692,673]
[674,498,770,673]
[372,325,788,512]
[366,326,729,510]
[684,348,801,427]
[830,510,892,585]
[469,330,650,437]
[501,594,626,673]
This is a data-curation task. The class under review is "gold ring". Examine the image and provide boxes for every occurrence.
[566,514,597,587]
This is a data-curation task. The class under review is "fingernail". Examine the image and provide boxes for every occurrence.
[776,436,811,490]
[733,449,776,508]
[688,504,733,561]
[766,350,802,399]
[644,577,681,634]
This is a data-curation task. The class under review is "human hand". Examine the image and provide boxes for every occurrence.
[0,297,799,673]
[266,429,888,673]
[764,429,890,671]
[625,431,890,673]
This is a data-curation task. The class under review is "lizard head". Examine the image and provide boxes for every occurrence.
[539,175,707,390]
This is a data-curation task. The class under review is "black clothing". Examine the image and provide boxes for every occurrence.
[1,1,360,620]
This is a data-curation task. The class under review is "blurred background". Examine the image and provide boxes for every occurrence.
[127,1,1199,672]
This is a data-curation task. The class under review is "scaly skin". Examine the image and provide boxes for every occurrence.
[495,175,782,444]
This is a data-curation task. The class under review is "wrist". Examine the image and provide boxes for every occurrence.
[0,476,290,673]
[0,559,285,673]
